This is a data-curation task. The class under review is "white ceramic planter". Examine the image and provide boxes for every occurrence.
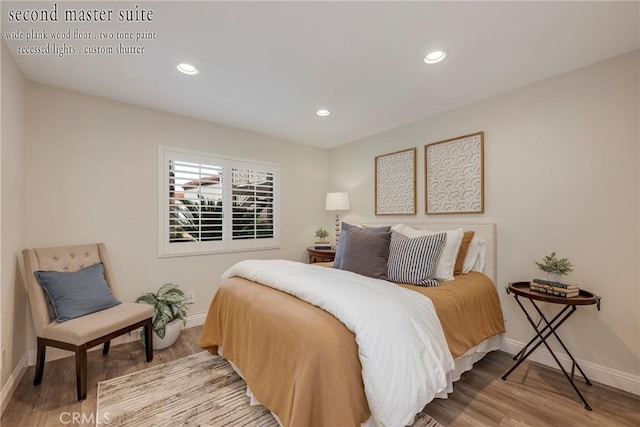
[153,319,184,350]
[547,272,564,283]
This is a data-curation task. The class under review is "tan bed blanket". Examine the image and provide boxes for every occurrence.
[200,271,504,427]
[399,272,506,358]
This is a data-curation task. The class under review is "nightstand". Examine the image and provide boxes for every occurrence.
[502,281,601,410]
[306,247,336,264]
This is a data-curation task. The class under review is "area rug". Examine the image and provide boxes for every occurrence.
[96,351,442,427]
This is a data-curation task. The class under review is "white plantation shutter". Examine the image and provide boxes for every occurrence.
[232,168,275,240]
[169,160,224,243]
[160,147,280,256]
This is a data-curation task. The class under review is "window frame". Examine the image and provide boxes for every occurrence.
[158,146,281,257]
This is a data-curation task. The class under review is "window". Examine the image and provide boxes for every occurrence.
[159,146,280,256]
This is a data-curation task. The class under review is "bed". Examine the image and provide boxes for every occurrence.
[200,223,505,427]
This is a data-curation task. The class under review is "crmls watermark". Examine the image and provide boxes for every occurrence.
[59,412,110,425]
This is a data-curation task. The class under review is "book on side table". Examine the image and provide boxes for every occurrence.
[530,278,580,298]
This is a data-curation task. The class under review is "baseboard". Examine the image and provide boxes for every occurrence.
[1,353,28,415]
[500,336,640,396]
[185,311,206,328]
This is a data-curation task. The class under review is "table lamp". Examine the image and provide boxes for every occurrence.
[325,192,350,247]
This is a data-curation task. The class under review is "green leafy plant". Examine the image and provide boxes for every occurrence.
[534,252,574,276]
[314,228,329,241]
[135,283,192,339]
[170,193,274,243]
[170,196,223,242]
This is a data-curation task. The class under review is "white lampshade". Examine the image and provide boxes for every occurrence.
[325,192,350,211]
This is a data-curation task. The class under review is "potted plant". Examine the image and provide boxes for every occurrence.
[315,228,329,242]
[314,228,331,249]
[135,283,192,350]
[534,252,574,283]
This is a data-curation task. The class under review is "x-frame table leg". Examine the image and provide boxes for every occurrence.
[502,295,594,410]
[511,303,572,361]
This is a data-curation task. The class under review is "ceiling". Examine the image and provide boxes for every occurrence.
[3,1,639,148]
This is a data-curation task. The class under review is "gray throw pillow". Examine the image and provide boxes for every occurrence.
[338,228,391,280]
[333,223,391,268]
[35,262,121,322]
[387,231,446,286]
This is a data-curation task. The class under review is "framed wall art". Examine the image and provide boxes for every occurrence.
[425,131,484,215]
[375,148,416,215]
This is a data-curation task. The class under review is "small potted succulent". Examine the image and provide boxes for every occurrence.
[135,283,192,350]
[314,228,331,249]
[314,228,329,243]
[534,252,574,283]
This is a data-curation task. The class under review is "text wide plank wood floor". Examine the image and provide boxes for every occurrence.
[2,326,638,426]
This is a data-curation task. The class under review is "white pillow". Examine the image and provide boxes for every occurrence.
[391,223,405,234]
[398,226,464,281]
[472,244,486,272]
[462,237,486,273]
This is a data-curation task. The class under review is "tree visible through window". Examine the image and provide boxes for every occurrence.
[232,168,275,240]
[169,160,224,243]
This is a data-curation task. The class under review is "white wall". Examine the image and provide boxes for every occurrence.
[0,41,28,394]
[25,83,330,345]
[330,50,639,392]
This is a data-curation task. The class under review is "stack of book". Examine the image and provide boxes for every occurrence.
[314,242,332,250]
[530,278,580,298]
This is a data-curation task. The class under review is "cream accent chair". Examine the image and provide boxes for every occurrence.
[22,243,154,400]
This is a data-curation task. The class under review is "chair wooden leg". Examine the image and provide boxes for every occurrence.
[144,318,153,362]
[34,337,46,386]
[102,341,111,355]
[75,345,88,401]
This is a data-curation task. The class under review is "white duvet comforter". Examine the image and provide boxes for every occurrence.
[222,260,455,427]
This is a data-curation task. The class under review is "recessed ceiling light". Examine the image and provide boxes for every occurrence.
[424,50,446,64]
[316,109,331,117]
[176,62,198,75]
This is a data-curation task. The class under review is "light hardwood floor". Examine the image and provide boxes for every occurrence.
[2,326,638,426]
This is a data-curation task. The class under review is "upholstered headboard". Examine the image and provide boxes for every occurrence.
[362,222,497,285]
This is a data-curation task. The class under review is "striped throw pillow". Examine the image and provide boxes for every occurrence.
[387,231,446,287]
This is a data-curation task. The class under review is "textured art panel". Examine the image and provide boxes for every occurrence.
[375,148,416,215]
[425,132,484,214]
